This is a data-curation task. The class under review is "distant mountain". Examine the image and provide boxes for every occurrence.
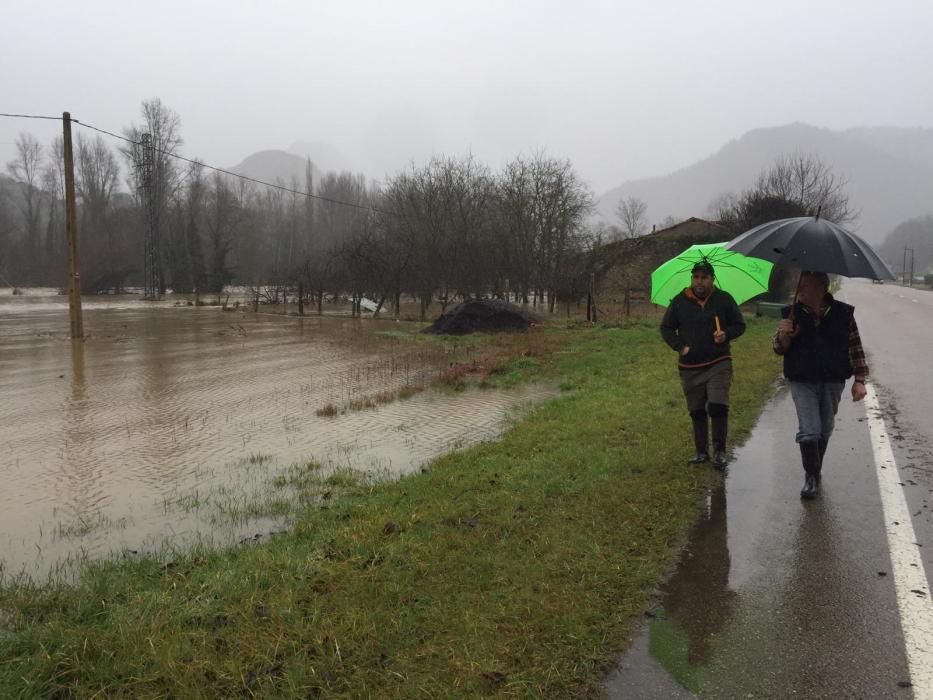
[0,173,30,200]
[0,173,44,225]
[288,141,349,174]
[228,150,320,187]
[597,123,933,243]
[877,214,933,276]
[843,126,933,169]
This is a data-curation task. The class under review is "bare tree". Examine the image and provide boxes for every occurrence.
[311,171,375,313]
[377,174,422,317]
[76,134,123,290]
[6,133,44,277]
[204,171,237,294]
[615,196,648,238]
[498,152,594,311]
[421,154,497,304]
[717,153,854,234]
[77,135,120,219]
[41,136,65,274]
[122,98,183,205]
[0,184,14,282]
[760,153,854,223]
[167,160,207,293]
[381,155,501,318]
[122,98,184,293]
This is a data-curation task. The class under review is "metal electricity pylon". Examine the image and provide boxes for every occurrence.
[136,133,162,300]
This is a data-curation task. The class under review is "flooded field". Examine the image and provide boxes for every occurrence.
[0,289,555,578]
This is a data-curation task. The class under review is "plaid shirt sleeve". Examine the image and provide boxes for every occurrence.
[849,315,869,380]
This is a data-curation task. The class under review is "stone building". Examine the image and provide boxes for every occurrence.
[596,217,732,315]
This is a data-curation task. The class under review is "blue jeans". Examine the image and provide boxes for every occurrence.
[789,381,845,444]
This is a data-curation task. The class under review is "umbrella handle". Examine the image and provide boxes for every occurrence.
[788,273,802,325]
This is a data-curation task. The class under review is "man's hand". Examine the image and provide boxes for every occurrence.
[713,330,726,344]
[777,319,799,338]
[852,381,867,402]
[680,345,690,356]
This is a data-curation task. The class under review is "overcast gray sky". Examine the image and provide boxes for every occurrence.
[2,0,932,194]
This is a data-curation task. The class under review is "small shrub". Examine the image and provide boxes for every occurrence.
[374,390,396,404]
[397,384,425,399]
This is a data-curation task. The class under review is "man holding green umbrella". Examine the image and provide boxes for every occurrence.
[659,259,747,470]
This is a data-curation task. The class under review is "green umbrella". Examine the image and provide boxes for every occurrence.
[650,242,774,307]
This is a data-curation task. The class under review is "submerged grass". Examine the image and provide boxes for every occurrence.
[0,319,779,698]
[54,512,128,540]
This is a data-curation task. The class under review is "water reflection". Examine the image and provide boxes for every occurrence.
[0,290,554,578]
[772,501,867,695]
[71,339,86,399]
[652,480,736,666]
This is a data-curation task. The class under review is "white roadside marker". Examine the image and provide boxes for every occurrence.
[865,383,933,698]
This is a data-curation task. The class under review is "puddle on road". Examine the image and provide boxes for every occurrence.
[607,384,910,698]
[651,482,735,670]
[0,290,556,579]
[603,478,733,697]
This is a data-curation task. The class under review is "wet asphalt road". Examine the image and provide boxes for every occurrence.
[605,280,933,699]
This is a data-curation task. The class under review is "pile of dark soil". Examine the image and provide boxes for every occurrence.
[424,299,539,335]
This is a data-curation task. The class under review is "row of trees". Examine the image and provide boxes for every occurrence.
[1,100,602,318]
[2,100,864,314]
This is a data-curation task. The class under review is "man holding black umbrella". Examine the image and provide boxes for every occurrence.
[660,260,746,470]
[773,271,869,499]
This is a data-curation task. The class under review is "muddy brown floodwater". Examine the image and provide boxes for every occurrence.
[0,289,555,579]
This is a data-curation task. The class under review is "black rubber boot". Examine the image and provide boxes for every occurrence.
[799,441,822,499]
[688,410,709,464]
[817,437,828,483]
[709,403,728,470]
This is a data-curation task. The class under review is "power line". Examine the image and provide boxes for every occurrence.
[76,117,388,216]
[0,112,61,121]
[155,145,387,216]
[71,118,136,147]
[0,111,388,216]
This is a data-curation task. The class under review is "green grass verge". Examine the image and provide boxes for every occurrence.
[0,319,780,698]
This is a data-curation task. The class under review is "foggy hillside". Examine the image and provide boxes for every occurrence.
[844,126,933,168]
[287,141,349,175]
[597,124,933,243]
[878,214,933,276]
[228,150,321,186]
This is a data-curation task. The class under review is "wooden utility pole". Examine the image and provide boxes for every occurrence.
[62,112,84,339]
[588,272,597,323]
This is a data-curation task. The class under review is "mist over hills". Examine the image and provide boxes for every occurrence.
[228,150,321,186]
[5,124,929,250]
[287,141,350,175]
[597,123,933,243]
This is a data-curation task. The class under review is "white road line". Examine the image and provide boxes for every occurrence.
[865,384,933,699]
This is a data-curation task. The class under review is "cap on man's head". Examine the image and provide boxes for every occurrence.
[800,270,830,289]
[692,260,715,277]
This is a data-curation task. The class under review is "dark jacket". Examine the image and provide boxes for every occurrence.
[660,288,746,369]
[779,295,854,382]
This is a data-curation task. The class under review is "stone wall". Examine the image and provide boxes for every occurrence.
[596,218,731,312]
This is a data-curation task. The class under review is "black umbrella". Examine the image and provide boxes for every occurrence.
[723,215,896,280]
